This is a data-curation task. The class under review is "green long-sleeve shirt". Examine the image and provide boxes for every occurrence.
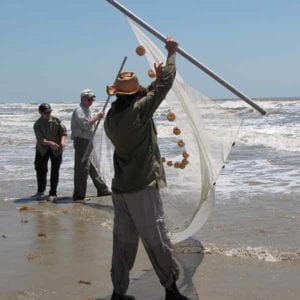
[104,53,176,193]
[34,116,67,156]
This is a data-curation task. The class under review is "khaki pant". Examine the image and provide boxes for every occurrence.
[73,137,109,199]
[111,186,179,295]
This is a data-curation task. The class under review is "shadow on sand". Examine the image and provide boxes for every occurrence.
[96,238,204,300]
[82,200,114,213]
[79,199,203,300]
[13,195,73,204]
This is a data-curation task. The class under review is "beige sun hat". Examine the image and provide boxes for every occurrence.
[107,72,140,96]
[80,89,96,101]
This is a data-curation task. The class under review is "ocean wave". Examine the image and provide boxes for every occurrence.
[238,131,300,152]
[0,138,34,146]
[175,242,300,263]
[58,108,75,113]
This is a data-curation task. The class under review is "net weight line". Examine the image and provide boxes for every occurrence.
[81,56,127,163]
[106,0,266,116]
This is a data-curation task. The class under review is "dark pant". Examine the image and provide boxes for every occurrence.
[34,149,62,196]
[73,137,109,199]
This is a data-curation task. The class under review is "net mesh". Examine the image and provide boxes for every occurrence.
[92,19,243,243]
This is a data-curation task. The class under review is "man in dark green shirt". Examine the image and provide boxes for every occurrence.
[104,38,189,300]
[33,103,67,201]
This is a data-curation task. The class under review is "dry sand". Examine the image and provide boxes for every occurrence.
[0,196,299,300]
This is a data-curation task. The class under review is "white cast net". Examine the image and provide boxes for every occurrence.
[92,19,244,243]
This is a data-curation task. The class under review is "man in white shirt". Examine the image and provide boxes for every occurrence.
[71,89,111,201]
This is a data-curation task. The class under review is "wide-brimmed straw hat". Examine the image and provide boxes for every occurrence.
[107,72,140,96]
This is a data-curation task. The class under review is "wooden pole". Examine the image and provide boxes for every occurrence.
[106,0,266,115]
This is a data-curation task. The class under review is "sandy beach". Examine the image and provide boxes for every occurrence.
[1,196,299,300]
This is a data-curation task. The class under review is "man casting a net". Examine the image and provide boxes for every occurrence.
[104,37,189,300]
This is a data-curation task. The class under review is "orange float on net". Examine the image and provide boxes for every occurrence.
[161,157,166,163]
[174,162,180,168]
[179,163,186,169]
[182,158,189,165]
[167,112,176,122]
[177,139,185,148]
[182,151,189,158]
[148,69,156,78]
[167,161,173,167]
[136,45,146,56]
[173,127,181,135]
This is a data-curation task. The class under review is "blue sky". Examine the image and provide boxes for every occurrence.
[0,0,299,102]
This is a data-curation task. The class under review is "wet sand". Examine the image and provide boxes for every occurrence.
[0,196,299,300]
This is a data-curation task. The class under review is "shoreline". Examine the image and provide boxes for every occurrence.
[0,197,299,300]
